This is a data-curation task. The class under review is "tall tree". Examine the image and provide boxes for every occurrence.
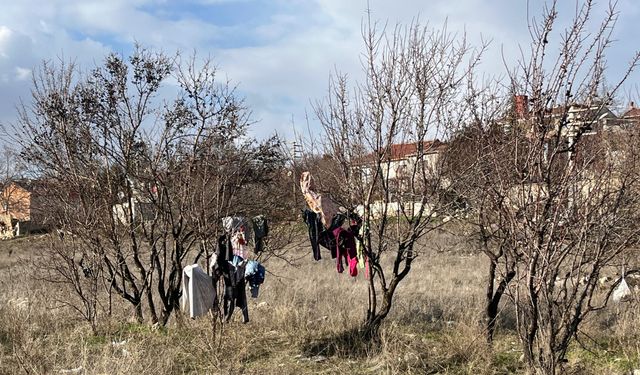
[311,20,484,337]
[450,1,640,373]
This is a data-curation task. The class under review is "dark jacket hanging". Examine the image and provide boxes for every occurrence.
[224,257,249,323]
[216,234,233,274]
[252,215,269,253]
[303,209,324,260]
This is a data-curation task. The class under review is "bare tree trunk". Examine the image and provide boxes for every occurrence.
[146,284,159,324]
[485,260,515,344]
[363,251,412,338]
[363,288,394,339]
[134,302,144,323]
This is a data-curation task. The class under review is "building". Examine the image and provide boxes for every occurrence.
[112,179,157,226]
[357,140,447,185]
[621,102,640,124]
[353,140,448,217]
[504,95,640,166]
[508,95,624,135]
[0,180,47,238]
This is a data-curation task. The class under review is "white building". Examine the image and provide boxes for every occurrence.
[357,140,446,187]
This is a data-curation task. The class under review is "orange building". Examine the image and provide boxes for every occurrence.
[0,180,46,237]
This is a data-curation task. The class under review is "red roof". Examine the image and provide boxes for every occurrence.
[623,107,640,118]
[387,140,445,160]
[356,140,446,165]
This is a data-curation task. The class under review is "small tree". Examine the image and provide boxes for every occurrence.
[37,236,105,333]
[444,105,519,344]
[311,19,484,337]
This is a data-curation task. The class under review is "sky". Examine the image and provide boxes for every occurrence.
[0,0,639,142]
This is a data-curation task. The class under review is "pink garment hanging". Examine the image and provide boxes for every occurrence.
[231,229,248,259]
[333,227,358,277]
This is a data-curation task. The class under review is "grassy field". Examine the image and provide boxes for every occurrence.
[0,231,639,374]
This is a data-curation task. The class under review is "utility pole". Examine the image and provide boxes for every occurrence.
[291,140,303,208]
[290,114,304,211]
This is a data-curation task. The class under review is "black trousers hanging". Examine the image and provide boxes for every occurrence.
[303,209,324,260]
[223,267,249,323]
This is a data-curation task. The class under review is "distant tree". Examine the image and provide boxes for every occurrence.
[7,47,287,326]
[0,147,25,186]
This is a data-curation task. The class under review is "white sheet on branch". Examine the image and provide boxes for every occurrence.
[180,264,215,318]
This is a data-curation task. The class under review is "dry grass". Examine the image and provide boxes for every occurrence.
[0,231,639,374]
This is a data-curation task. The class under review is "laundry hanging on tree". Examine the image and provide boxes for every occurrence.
[222,216,252,259]
[222,215,270,257]
[302,209,324,260]
[299,171,368,278]
[299,171,339,228]
[223,255,249,323]
[334,226,358,277]
[200,215,270,323]
[245,259,266,298]
[251,215,269,253]
[180,264,216,319]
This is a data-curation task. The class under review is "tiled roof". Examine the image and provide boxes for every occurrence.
[356,140,446,165]
[387,140,445,160]
[623,107,640,118]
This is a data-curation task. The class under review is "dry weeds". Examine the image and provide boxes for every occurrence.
[0,231,638,374]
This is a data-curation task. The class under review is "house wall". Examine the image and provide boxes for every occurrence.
[355,201,436,219]
[1,184,31,222]
[378,152,441,180]
[112,200,156,225]
[356,151,443,195]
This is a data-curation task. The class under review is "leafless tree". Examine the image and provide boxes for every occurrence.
[443,85,517,345]
[36,236,105,333]
[0,147,26,187]
[449,1,640,373]
[311,19,485,337]
[6,46,287,326]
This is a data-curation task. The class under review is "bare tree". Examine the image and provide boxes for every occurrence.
[449,1,640,373]
[37,236,105,333]
[444,93,518,345]
[311,19,484,337]
[0,147,26,188]
[7,47,287,326]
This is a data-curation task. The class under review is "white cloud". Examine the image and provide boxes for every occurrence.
[214,0,531,139]
[0,26,13,58]
[0,0,637,140]
[14,67,30,81]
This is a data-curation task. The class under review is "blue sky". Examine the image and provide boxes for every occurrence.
[0,0,639,141]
